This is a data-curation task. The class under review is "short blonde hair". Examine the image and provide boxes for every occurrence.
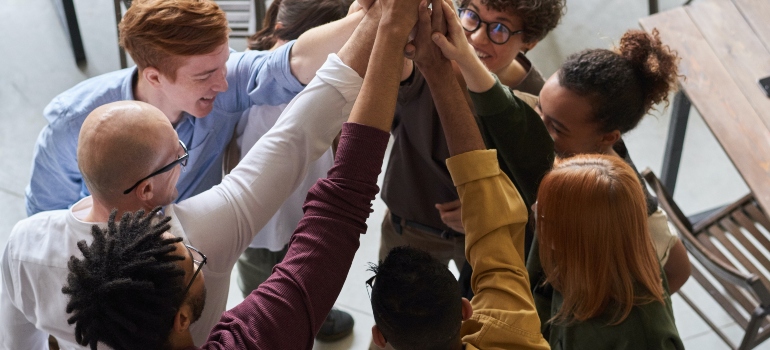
[537,154,664,325]
[119,0,230,80]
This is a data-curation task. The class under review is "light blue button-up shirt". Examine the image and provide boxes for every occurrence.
[25,43,304,216]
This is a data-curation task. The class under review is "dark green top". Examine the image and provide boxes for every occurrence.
[468,78,684,350]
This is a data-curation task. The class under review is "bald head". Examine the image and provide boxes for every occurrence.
[78,101,178,201]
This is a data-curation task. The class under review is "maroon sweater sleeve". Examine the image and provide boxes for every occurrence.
[200,122,390,350]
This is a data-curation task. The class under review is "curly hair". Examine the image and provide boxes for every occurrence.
[369,246,462,350]
[119,0,229,80]
[558,29,680,134]
[458,0,566,43]
[62,208,187,350]
[248,0,351,50]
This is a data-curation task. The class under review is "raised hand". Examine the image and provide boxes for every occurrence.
[430,0,475,67]
[408,0,450,70]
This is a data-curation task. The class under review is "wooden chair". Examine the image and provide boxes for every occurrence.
[113,0,265,69]
[643,169,770,350]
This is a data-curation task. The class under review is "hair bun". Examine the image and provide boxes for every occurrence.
[617,29,679,111]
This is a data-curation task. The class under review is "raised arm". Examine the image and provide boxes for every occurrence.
[289,0,377,85]
[202,1,420,347]
[413,2,549,348]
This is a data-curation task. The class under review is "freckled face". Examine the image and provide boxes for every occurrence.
[160,43,230,118]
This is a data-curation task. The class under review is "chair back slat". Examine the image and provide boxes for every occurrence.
[642,169,770,349]
[696,230,760,314]
[690,264,750,328]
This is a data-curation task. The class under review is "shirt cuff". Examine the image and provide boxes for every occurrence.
[446,150,501,187]
[315,54,364,104]
[468,75,515,117]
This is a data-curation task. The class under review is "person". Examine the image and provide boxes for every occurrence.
[0,2,383,345]
[59,0,420,347]
[533,155,684,349]
[377,0,565,301]
[24,0,366,216]
[369,2,548,348]
[431,6,691,293]
[228,0,356,341]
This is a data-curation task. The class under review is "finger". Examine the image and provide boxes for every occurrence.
[432,32,453,53]
[418,0,432,36]
[431,0,445,34]
[442,1,463,38]
[445,0,456,11]
[404,42,416,59]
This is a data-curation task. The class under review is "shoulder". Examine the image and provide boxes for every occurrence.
[3,209,92,268]
[45,68,136,126]
[512,53,545,96]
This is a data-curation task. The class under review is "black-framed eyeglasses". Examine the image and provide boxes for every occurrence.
[183,244,207,296]
[123,140,189,194]
[457,8,524,45]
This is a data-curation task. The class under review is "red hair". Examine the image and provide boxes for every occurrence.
[537,154,664,325]
[119,0,230,80]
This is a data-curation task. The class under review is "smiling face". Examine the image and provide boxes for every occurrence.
[158,42,230,118]
[463,0,534,74]
[536,74,606,157]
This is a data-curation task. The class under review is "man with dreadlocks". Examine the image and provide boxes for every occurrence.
[0,0,391,347]
[57,0,419,347]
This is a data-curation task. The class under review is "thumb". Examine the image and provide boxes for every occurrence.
[432,32,454,52]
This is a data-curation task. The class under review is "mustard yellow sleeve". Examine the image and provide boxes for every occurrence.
[447,150,549,350]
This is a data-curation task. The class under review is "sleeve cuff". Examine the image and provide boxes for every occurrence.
[468,75,515,116]
[315,54,364,104]
[446,149,501,187]
[274,41,305,94]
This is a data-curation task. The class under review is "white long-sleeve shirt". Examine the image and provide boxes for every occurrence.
[0,54,362,349]
[234,103,335,251]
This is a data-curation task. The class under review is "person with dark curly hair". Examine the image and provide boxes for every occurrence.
[375,0,565,310]
[432,2,688,346]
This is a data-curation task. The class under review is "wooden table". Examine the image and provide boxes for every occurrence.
[639,0,770,213]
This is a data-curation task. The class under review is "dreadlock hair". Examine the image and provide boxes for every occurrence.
[62,207,188,350]
[369,246,463,350]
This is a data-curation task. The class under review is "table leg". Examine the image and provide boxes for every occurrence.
[649,0,659,14]
[660,90,691,193]
[62,0,86,65]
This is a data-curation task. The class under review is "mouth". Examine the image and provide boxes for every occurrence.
[199,96,216,105]
[473,47,491,59]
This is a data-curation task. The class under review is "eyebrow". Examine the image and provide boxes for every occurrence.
[192,68,218,77]
[536,102,571,133]
[468,3,515,27]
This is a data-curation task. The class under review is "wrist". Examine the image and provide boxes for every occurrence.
[380,14,415,38]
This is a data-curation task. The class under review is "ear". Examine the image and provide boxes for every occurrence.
[142,66,164,89]
[461,297,473,321]
[521,39,539,54]
[371,325,387,349]
[134,180,155,202]
[274,21,284,31]
[598,129,621,151]
[172,304,193,333]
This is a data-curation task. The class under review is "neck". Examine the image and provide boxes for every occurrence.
[169,331,195,350]
[493,58,527,88]
[83,195,149,223]
[134,72,184,125]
